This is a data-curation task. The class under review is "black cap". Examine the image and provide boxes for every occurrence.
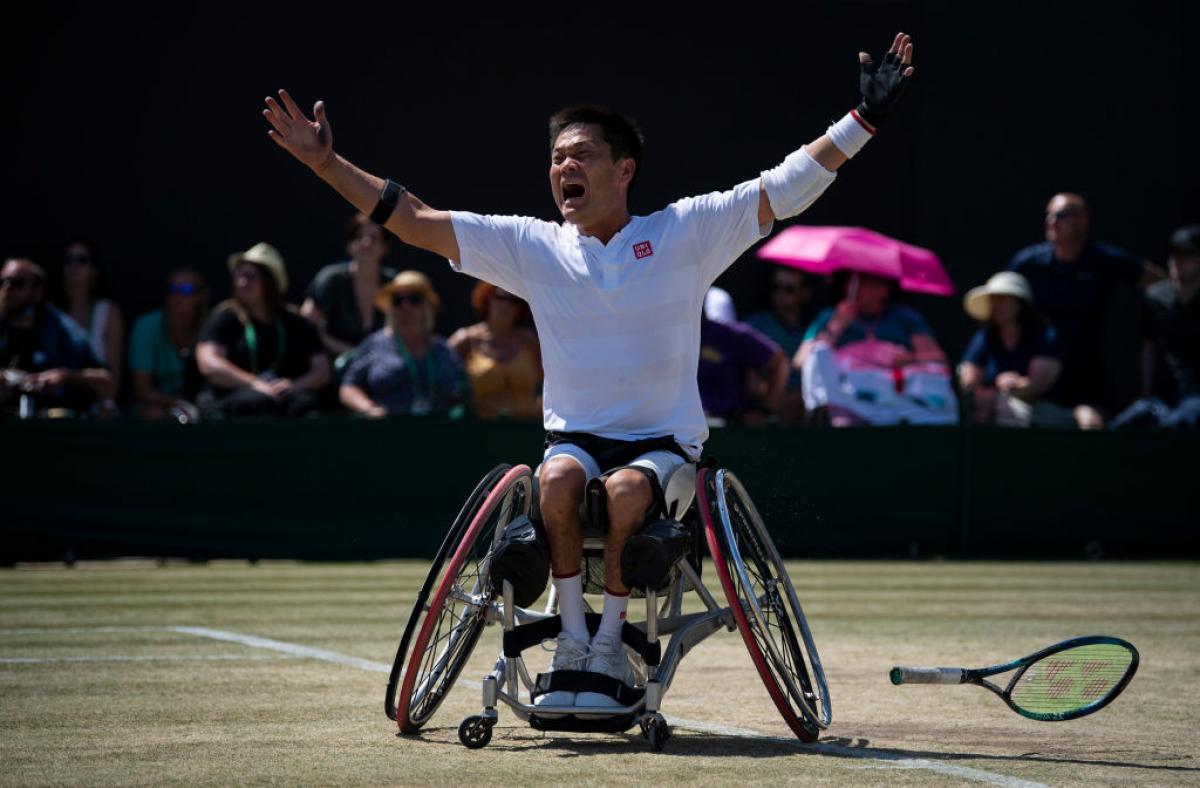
[1170,225,1200,256]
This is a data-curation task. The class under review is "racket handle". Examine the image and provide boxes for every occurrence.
[890,666,965,685]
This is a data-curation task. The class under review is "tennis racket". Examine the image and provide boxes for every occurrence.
[890,635,1138,721]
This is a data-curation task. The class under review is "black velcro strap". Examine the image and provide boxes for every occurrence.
[532,670,645,706]
[368,179,406,225]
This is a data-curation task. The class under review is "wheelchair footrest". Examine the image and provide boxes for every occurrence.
[503,614,661,667]
[529,712,640,734]
[532,670,645,707]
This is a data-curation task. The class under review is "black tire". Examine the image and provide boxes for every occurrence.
[458,715,494,749]
[700,468,830,740]
[386,464,532,731]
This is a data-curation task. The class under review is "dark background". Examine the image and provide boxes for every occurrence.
[4,1,1196,408]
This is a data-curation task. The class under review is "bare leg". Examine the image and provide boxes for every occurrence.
[602,468,654,595]
[539,457,586,577]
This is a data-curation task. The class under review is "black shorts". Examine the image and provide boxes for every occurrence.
[543,431,691,473]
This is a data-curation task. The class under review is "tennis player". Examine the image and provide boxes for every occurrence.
[263,33,914,712]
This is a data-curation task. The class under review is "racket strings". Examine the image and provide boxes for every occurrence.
[1009,645,1134,715]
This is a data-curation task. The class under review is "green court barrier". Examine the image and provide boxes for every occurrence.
[1,418,1195,562]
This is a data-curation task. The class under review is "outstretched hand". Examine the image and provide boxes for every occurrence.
[856,32,914,129]
[263,89,334,173]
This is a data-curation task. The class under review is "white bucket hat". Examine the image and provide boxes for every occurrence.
[963,271,1033,321]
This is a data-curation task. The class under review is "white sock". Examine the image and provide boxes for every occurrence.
[553,572,589,642]
[597,588,630,640]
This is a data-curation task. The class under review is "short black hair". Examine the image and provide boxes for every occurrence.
[549,105,644,199]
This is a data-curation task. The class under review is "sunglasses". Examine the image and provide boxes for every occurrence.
[0,276,34,290]
[392,292,425,307]
[235,268,261,281]
[65,254,93,266]
[1047,209,1080,222]
[168,282,201,296]
[772,282,802,293]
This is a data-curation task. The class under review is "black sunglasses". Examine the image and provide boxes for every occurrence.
[65,254,93,266]
[0,276,34,289]
[392,292,425,307]
[772,282,801,293]
[1048,209,1080,222]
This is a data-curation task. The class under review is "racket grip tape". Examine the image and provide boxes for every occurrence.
[889,666,965,685]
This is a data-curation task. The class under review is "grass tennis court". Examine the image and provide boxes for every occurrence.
[1,561,1197,786]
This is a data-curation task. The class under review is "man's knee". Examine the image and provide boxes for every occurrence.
[539,457,586,522]
[605,468,654,527]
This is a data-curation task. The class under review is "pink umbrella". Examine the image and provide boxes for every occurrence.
[756,226,955,296]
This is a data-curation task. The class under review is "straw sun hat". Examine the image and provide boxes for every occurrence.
[227,242,288,293]
[963,271,1033,321]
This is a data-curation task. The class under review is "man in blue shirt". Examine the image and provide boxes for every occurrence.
[1007,193,1162,427]
[0,258,113,414]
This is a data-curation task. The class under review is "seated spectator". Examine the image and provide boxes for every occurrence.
[959,272,1072,427]
[129,268,209,421]
[1007,193,1164,428]
[301,213,397,358]
[340,271,467,418]
[795,271,954,426]
[698,308,788,425]
[745,265,816,424]
[195,243,330,418]
[1111,225,1200,430]
[449,282,541,420]
[58,239,125,400]
[0,258,113,415]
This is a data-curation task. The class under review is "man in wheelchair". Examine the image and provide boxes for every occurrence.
[264,34,914,721]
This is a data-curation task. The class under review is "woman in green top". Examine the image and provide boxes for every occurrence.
[129,268,209,419]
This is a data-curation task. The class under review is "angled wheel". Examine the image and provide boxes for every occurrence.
[386,463,533,732]
[698,467,830,741]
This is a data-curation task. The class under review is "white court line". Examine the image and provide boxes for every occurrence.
[0,653,302,664]
[1,626,1044,787]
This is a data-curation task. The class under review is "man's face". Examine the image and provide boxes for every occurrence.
[1044,195,1088,245]
[549,123,634,228]
[1169,252,1200,290]
[769,267,811,316]
[0,260,42,317]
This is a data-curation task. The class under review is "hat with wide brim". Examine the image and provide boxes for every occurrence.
[228,242,288,294]
[964,271,1033,321]
[1170,225,1200,256]
[375,270,441,313]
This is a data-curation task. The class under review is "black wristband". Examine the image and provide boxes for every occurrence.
[369,179,407,225]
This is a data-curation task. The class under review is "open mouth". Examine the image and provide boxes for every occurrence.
[562,183,586,202]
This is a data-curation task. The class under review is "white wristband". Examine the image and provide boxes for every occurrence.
[825,110,875,159]
[760,147,837,220]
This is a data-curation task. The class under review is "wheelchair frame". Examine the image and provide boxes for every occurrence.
[385,461,830,752]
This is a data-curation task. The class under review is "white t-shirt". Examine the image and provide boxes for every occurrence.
[449,178,772,457]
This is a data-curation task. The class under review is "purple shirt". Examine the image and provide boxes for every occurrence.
[697,315,780,418]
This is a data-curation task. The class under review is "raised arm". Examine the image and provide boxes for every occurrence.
[758,32,915,226]
[263,90,459,260]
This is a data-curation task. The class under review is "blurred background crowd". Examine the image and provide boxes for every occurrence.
[3,194,1197,430]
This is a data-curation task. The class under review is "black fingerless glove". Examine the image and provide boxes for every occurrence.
[856,50,911,129]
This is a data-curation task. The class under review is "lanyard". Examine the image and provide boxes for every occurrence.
[392,334,438,407]
[243,316,286,376]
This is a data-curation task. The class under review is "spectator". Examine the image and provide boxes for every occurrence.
[745,265,816,423]
[795,271,953,426]
[449,282,541,420]
[340,271,467,418]
[698,309,788,424]
[959,271,1071,427]
[0,258,113,415]
[194,243,330,418]
[129,268,209,420]
[1111,225,1200,429]
[58,240,125,397]
[301,213,397,358]
[1007,193,1164,428]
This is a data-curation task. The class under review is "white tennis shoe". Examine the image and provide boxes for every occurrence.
[576,632,636,709]
[533,634,589,718]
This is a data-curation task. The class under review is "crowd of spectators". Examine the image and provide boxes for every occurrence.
[2,198,1197,430]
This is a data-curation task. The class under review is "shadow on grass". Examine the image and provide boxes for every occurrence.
[398,727,1199,773]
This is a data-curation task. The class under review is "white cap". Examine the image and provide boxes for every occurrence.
[963,271,1033,321]
[704,286,737,323]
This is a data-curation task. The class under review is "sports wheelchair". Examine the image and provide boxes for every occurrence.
[385,460,830,751]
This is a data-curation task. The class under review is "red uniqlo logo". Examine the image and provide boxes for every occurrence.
[633,241,654,259]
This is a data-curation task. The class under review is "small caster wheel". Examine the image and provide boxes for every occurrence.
[646,718,671,752]
[458,715,493,749]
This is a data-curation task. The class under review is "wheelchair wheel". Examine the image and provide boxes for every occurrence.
[698,467,830,741]
[387,463,533,733]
